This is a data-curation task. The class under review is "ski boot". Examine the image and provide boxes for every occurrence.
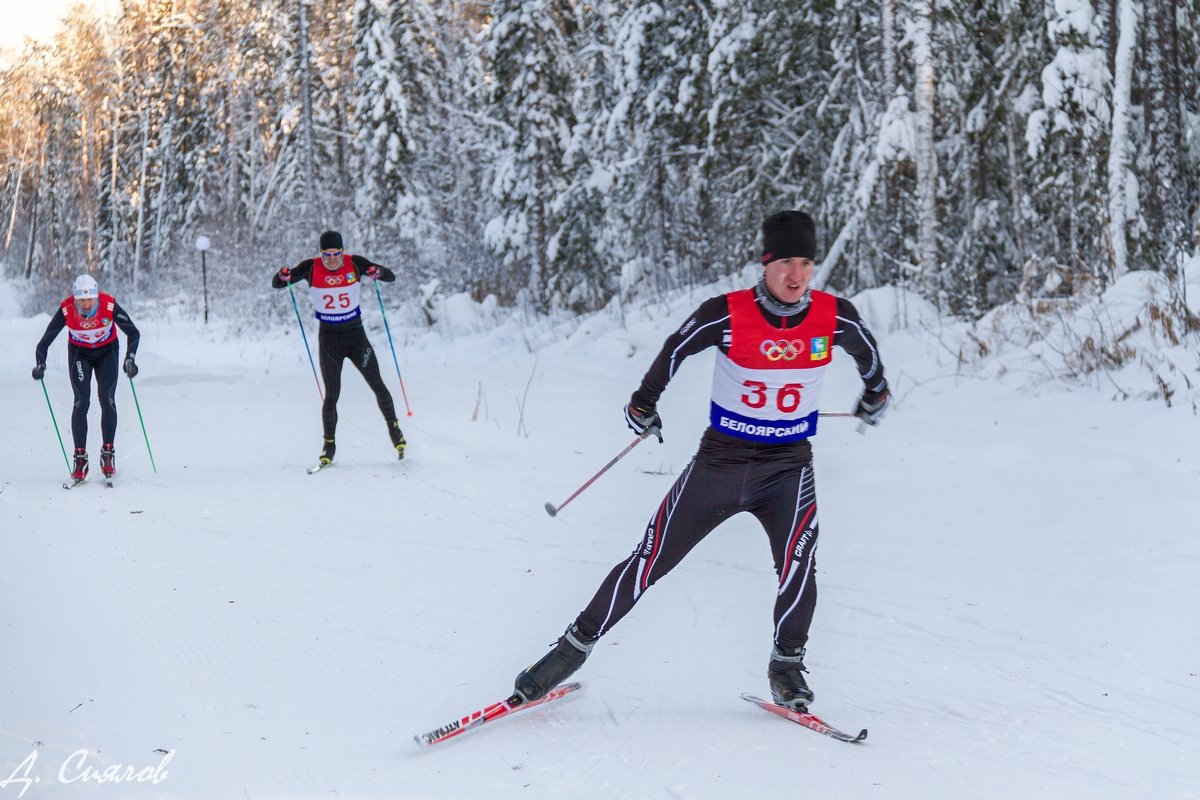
[71,448,89,481]
[514,624,596,703]
[389,420,406,461]
[100,443,116,477]
[319,438,336,467]
[768,644,814,710]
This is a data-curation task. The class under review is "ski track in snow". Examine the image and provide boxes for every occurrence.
[2,306,1199,800]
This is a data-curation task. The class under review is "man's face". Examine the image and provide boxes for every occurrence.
[763,256,815,304]
[320,248,343,270]
[75,297,98,315]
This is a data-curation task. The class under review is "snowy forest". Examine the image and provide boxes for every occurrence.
[1,0,1198,347]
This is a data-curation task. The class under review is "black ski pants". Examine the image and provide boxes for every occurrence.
[68,342,119,450]
[575,430,820,651]
[318,323,396,439]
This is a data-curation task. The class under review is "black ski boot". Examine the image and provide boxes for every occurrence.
[514,624,595,703]
[100,443,116,477]
[389,420,406,461]
[319,438,336,466]
[768,645,814,710]
[71,448,89,481]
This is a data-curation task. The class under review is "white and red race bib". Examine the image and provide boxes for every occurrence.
[709,289,836,443]
[308,256,362,323]
[61,293,117,348]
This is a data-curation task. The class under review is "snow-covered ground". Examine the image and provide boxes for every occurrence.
[2,276,1199,800]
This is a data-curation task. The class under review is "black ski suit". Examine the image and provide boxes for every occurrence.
[273,256,399,440]
[35,301,140,450]
[572,289,887,651]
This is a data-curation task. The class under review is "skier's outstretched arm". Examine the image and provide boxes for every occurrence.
[350,254,395,282]
[34,309,66,369]
[112,300,140,356]
[272,260,315,289]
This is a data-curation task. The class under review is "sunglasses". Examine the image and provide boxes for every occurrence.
[321,249,343,258]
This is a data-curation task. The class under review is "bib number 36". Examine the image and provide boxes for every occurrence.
[741,381,804,412]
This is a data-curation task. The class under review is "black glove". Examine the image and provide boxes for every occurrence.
[32,363,46,381]
[855,388,892,426]
[123,354,138,379]
[624,403,663,442]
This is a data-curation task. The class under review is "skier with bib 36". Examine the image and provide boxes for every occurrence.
[512,210,891,711]
[273,230,407,466]
[33,274,141,482]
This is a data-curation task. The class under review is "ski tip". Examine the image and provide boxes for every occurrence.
[544,502,558,517]
[855,729,868,743]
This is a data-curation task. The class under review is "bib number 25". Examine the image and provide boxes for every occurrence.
[741,381,804,412]
[323,292,351,310]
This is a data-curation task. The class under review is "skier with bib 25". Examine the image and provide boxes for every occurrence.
[272,230,407,466]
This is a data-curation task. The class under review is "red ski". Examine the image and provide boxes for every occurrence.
[415,682,583,747]
[741,693,867,743]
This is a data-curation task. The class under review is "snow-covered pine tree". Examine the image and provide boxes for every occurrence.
[934,0,1045,312]
[418,1,494,297]
[1023,0,1110,297]
[1135,0,1192,279]
[704,0,808,273]
[606,0,715,296]
[485,0,577,310]
[547,0,620,312]
[355,0,445,258]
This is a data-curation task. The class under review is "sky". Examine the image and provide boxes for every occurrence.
[1,270,1198,799]
[0,0,119,67]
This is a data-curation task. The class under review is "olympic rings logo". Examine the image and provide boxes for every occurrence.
[759,339,806,361]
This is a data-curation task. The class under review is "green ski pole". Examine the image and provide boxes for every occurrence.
[128,375,157,473]
[39,378,71,472]
[288,283,324,401]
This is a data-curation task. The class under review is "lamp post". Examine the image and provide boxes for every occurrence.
[195,235,211,323]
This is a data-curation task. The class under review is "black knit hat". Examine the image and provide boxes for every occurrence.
[319,230,344,251]
[760,211,816,264]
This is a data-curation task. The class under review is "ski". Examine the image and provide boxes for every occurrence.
[741,693,867,743]
[306,462,331,475]
[62,478,87,490]
[414,682,583,747]
[104,476,114,488]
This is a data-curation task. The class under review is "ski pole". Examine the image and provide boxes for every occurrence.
[545,433,652,517]
[39,378,71,472]
[546,410,858,517]
[288,282,324,401]
[127,375,157,473]
[373,280,413,416]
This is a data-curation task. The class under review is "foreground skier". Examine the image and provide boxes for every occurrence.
[514,210,892,710]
